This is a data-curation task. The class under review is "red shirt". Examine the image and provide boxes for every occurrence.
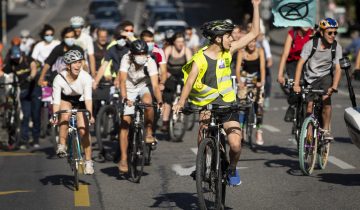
[151,45,166,67]
[287,28,314,62]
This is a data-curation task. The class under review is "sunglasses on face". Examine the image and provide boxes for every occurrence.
[327,31,338,36]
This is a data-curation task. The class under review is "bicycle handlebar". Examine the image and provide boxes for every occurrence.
[181,103,250,114]
[53,109,91,117]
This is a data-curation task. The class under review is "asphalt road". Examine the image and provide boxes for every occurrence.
[0,1,359,210]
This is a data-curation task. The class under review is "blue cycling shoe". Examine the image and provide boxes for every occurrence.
[227,169,241,186]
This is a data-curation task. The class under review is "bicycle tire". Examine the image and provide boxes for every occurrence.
[8,107,21,149]
[317,138,330,169]
[186,113,196,131]
[70,132,80,191]
[50,126,59,153]
[40,106,49,138]
[299,117,318,175]
[95,105,118,161]
[129,127,145,183]
[294,103,307,147]
[247,105,255,150]
[169,111,188,142]
[144,143,152,166]
[196,137,222,210]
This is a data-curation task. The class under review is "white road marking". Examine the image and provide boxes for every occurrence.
[288,138,297,145]
[328,156,356,169]
[338,89,360,99]
[281,106,288,110]
[273,107,279,111]
[190,148,198,155]
[172,164,248,176]
[334,104,343,109]
[262,124,281,133]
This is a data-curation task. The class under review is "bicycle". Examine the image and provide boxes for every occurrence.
[53,109,91,190]
[125,98,158,182]
[95,83,121,162]
[183,103,244,210]
[240,91,258,151]
[169,83,188,142]
[40,86,53,138]
[298,86,336,175]
[0,76,21,150]
[283,79,307,147]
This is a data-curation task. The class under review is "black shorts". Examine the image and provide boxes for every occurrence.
[306,74,332,101]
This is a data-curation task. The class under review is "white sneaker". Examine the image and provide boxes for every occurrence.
[56,144,67,158]
[84,160,94,175]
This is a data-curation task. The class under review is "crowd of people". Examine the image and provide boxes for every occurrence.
[0,0,354,187]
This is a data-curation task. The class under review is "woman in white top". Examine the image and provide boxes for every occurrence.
[118,40,163,173]
[51,50,95,175]
[31,24,61,66]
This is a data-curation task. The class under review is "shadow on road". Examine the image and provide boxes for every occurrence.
[255,145,298,158]
[39,175,90,191]
[334,137,353,144]
[317,173,360,186]
[150,192,234,210]
[264,159,304,176]
[100,166,149,181]
[31,146,56,159]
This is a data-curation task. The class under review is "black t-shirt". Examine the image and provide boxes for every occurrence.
[4,56,34,90]
[93,42,108,70]
[45,43,84,67]
[104,45,129,73]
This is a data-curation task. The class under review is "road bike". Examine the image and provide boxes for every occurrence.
[298,86,336,175]
[183,103,244,210]
[53,109,90,190]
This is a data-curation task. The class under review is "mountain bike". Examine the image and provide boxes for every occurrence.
[298,86,336,175]
[53,109,90,190]
[126,99,158,183]
[183,103,244,210]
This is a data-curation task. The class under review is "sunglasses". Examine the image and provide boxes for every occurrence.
[327,31,338,36]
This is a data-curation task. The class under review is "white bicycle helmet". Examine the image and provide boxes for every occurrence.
[63,50,83,64]
[70,16,85,27]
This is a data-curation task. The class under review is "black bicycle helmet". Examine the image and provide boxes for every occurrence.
[201,19,235,40]
[130,40,148,54]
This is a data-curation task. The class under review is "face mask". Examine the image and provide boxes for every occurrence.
[134,55,147,65]
[147,42,154,52]
[44,35,54,43]
[64,38,75,47]
[117,39,126,47]
[127,32,134,38]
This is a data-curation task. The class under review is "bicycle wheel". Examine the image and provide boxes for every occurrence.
[294,103,307,147]
[298,117,318,175]
[246,105,255,150]
[128,127,145,183]
[144,143,152,166]
[8,107,20,149]
[50,126,59,153]
[95,105,118,161]
[186,113,196,131]
[40,106,49,138]
[196,137,222,210]
[169,111,188,142]
[71,132,80,191]
[317,137,330,169]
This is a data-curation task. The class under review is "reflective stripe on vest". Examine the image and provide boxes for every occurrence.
[182,46,236,106]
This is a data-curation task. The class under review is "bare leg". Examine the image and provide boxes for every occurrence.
[224,121,242,169]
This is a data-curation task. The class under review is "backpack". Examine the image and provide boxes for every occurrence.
[304,37,337,73]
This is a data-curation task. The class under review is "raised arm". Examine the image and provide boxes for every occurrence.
[230,0,261,54]
[278,33,293,85]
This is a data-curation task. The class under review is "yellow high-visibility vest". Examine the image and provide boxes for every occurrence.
[183,46,236,106]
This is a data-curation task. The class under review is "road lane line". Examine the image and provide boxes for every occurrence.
[262,125,281,133]
[0,152,40,156]
[0,190,31,196]
[328,156,356,169]
[74,184,90,207]
[190,148,198,155]
[172,164,248,176]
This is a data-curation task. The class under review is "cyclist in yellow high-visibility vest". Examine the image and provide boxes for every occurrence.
[173,0,261,186]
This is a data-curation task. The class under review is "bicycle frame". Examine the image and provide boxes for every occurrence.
[67,113,82,162]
